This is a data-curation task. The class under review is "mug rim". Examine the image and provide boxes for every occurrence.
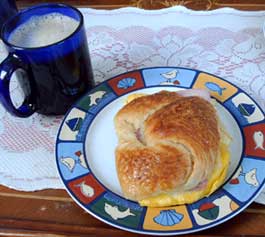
[0,3,84,51]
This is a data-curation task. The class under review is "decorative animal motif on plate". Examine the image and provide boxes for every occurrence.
[253,131,265,150]
[153,209,184,226]
[117,78,136,89]
[243,125,265,158]
[192,196,238,225]
[66,117,83,132]
[88,91,106,106]
[60,150,87,172]
[75,181,94,197]
[229,166,259,187]
[160,69,180,85]
[204,82,226,95]
[104,203,135,220]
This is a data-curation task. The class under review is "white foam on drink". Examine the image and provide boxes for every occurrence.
[8,13,79,48]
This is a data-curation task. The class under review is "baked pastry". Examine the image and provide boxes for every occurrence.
[114,90,230,207]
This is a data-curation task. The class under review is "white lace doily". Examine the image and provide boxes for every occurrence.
[0,6,264,204]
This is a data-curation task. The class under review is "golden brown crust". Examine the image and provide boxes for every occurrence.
[116,144,192,200]
[114,91,220,201]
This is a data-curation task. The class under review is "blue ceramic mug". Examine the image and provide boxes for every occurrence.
[0,0,17,33]
[0,3,94,117]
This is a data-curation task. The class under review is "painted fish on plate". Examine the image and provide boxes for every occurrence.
[205,82,226,95]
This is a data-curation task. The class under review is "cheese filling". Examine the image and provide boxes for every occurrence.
[139,143,230,207]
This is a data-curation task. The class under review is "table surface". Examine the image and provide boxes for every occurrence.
[1,0,265,236]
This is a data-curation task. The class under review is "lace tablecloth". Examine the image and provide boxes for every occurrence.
[0,6,264,204]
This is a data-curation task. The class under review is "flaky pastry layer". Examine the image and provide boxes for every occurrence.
[114,91,221,202]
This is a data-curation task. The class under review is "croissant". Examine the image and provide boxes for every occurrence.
[114,90,230,207]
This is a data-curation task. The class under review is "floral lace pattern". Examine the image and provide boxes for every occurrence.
[87,26,265,109]
[0,7,264,203]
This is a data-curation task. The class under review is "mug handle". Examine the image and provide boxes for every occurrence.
[0,53,36,117]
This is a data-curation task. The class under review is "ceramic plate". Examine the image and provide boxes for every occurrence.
[56,67,265,235]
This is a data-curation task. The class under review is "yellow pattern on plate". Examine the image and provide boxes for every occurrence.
[193,73,238,102]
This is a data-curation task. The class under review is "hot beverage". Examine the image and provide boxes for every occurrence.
[8,13,79,48]
[0,4,95,116]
